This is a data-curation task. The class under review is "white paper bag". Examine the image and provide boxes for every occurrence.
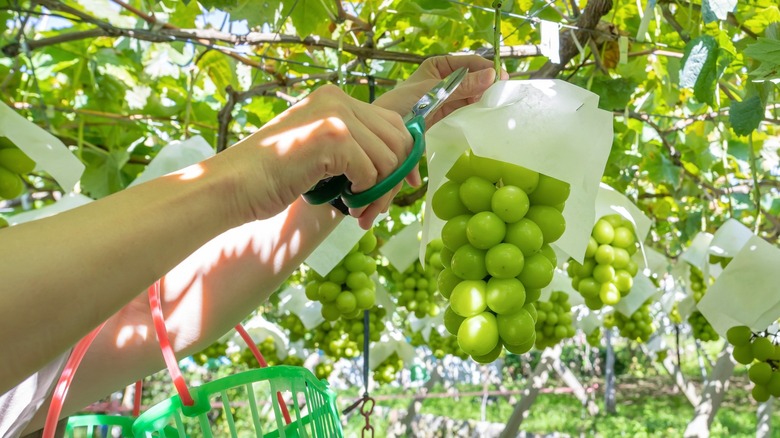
[0,102,85,192]
[697,235,780,336]
[380,221,422,272]
[277,285,325,330]
[420,80,613,264]
[614,272,657,317]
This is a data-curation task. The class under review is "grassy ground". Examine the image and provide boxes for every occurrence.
[340,373,775,437]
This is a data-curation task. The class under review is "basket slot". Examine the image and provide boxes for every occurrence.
[246,382,265,435]
[269,380,286,438]
[289,380,308,438]
[218,389,237,436]
[173,411,186,437]
[197,413,212,438]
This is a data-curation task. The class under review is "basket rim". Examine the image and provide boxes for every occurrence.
[131,365,339,436]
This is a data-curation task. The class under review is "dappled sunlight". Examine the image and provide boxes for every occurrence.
[260,117,347,155]
[115,325,149,348]
[173,163,205,181]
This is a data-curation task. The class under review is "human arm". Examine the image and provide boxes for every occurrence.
[17,54,502,432]
[0,84,412,395]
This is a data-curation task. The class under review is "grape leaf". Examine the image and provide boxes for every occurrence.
[729,95,764,136]
[680,36,719,106]
[702,0,737,24]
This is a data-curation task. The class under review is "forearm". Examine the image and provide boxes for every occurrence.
[0,154,246,394]
[22,198,342,434]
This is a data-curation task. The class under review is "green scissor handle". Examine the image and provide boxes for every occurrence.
[302,115,426,209]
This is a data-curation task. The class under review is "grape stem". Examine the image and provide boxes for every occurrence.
[492,1,502,83]
[747,133,762,234]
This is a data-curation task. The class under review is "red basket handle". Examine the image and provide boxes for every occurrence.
[148,280,292,423]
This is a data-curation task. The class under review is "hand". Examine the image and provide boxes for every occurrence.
[375,55,509,127]
[222,84,414,228]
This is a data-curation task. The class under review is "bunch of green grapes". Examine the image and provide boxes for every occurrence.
[689,266,710,303]
[410,329,468,360]
[432,150,568,363]
[191,340,228,366]
[308,307,386,360]
[304,230,378,321]
[0,143,34,200]
[392,262,439,317]
[688,311,719,342]
[278,312,307,342]
[586,327,601,347]
[534,291,575,349]
[613,301,654,342]
[373,352,404,385]
[688,266,718,342]
[728,326,780,402]
[308,320,361,359]
[232,336,303,367]
[314,361,334,380]
[669,303,683,324]
[567,214,639,310]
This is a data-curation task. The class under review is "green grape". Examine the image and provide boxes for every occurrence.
[486,277,525,315]
[443,305,466,335]
[524,206,565,244]
[527,173,570,206]
[458,312,500,357]
[459,176,496,213]
[450,244,488,280]
[485,243,524,278]
[726,326,752,346]
[441,214,471,251]
[466,211,506,249]
[517,254,554,289]
[491,185,529,223]
[749,362,773,385]
[504,219,544,257]
[449,280,487,317]
[500,161,539,193]
[0,147,35,174]
[468,153,504,183]
[496,308,535,346]
[752,385,771,403]
[732,344,755,365]
[472,341,503,364]
[0,166,23,199]
[753,337,774,362]
[432,181,470,220]
[592,219,615,245]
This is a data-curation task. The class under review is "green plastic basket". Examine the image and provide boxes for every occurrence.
[131,366,343,438]
[65,414,135,438]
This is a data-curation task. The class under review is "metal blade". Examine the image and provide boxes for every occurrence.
[402,67,468,123]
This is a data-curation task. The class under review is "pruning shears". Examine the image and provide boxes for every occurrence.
[302,67,469,209]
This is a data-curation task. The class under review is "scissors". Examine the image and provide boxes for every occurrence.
[302,67,469,209]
